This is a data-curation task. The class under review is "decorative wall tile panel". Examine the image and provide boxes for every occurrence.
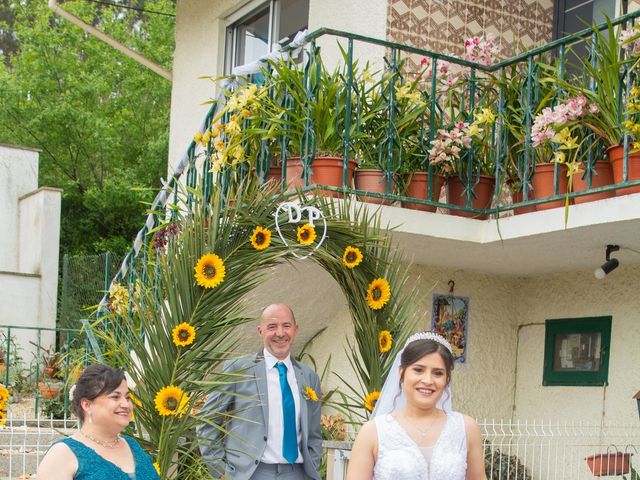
[387,0,554,58]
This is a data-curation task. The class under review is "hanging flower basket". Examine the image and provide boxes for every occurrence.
[585,452,632,476]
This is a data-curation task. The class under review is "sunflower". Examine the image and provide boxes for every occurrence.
[154,385,189,417]
[363,390,381,412]
[297,224,317,245]
[0,385,9,403]
[342,246,363,269]
[304,386,319,401]
[378,330,392,353]
[366,278,391,310]
[0,402,7,412]
[172,322,196,347]
[154,462,161,475]
[194,253,226,289]
[251,226,272,250]
[0,410,6,426]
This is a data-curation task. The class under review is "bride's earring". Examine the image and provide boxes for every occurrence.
[88,410,93,424]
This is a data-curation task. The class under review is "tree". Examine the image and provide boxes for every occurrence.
[0,0,175,255]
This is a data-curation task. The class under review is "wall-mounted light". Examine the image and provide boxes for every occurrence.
[594,245,620,279]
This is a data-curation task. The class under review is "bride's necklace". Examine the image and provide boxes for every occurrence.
[403,412,440,438]
[79,430,122,448]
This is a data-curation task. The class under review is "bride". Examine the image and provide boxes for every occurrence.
[346,332,486,480]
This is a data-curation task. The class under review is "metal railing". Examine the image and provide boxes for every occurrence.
[94,11,640,344]
[325,419,640,480]
[0,412,76,479]
[0,325,93,419]
[189,10,640,215]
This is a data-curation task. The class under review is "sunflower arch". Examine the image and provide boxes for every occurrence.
[99,183,421,478]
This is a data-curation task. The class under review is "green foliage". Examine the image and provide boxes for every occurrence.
[41,390,70,419]
[484,444,532,480]
[92,171,421,475]
[0,0,174,255]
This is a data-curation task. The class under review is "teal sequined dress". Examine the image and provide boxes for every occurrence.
[59,436,160,480]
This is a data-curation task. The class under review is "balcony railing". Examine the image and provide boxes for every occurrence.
[172,9,640,220]
[97,11,640,314]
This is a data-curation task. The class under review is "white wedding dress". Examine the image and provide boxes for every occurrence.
[372,412,467,480]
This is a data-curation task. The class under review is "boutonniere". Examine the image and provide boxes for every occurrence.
[303,385,319,401]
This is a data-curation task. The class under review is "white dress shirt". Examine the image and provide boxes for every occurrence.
[261,349,303,464]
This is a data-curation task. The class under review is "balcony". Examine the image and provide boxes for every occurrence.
[169,11,640,277]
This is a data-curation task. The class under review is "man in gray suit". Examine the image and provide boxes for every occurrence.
[198,303,322,480]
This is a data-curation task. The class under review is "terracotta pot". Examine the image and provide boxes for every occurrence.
[531,162,570,211]
[285,157,356,198]
[571,160,614,203]
[585,452,631,476]
[446,175,495,219]
[267,165,282,181]
[510,190,537,215]
[354,169,396,205]
[403,172,444,212]
[607,145,640,196]
[44,366,58,378]
[38,382,61,400]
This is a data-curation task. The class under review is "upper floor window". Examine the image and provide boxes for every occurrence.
[552,0,616,72]
[225,0,309,73]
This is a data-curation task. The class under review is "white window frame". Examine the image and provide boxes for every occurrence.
[225,0,275,73]
[224,0,307,73]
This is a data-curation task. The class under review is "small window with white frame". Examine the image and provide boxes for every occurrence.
[224,0,309,73]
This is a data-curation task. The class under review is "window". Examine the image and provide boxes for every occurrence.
[552,0,616,67]
[543,316,612,386]
[225,0,309,73]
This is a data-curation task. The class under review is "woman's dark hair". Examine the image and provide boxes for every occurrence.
[71,364,126,422]
[399,338,454,385]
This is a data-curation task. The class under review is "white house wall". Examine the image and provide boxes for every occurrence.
[514,266,640,424]
[169,0,388,174]
[0,144,61,356]
[233,255,638,422]
[0,145,39,272]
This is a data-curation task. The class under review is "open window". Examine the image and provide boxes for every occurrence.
[224,0,309,73]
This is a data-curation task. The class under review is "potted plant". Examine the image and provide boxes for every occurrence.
[198,82,272,185]
[529,91,610,210]
[354,63,428,205]
[261,54,359,197]
[430,109,497,219]
[551,18,639,196]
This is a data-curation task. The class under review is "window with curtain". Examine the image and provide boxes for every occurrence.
[225,0,309,73]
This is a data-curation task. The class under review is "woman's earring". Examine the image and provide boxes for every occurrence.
[88,410,93,424]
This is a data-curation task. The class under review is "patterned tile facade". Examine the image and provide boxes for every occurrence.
[387,0,554,70]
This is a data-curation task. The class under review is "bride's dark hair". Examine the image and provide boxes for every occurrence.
[399,339,454,385]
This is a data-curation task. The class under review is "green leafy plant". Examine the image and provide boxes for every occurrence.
[41,391,70,419]
[546,17,639,147]
[484,444,532,480]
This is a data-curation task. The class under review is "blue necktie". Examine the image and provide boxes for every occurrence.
[275,362,297,464]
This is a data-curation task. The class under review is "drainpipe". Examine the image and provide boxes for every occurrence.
[48,0,172,81]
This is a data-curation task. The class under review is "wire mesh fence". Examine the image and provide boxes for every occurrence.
[325,419,640,480]
[0,413,77,479]
[0,325,94,421]
[58,252,124,334]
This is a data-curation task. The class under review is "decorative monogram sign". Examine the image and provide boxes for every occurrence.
[274,201,327,259]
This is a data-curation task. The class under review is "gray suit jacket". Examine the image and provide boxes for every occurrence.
[197,352,322,480]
